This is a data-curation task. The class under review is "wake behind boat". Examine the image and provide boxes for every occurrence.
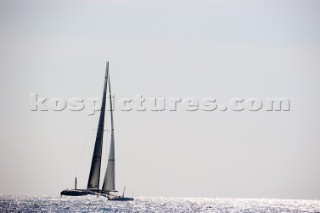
[60,62,134,201]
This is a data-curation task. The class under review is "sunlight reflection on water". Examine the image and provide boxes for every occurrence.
[0,195,320,212]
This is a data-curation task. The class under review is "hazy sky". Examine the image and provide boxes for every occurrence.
[0,0,320,199]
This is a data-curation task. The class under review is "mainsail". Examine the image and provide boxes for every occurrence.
[102,74,116,192]
[87,62,109,190]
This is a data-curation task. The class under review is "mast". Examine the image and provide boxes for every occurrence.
[75,177,77,189]
[102,72,116,192]
[87,62,109,190]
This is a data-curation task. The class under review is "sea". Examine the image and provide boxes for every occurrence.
[0,195,320,212]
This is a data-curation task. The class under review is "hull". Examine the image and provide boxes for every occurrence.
[60,190,134,201]
[108,196,134,201]
[60,189,96,197]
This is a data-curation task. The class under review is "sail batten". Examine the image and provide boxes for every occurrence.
[87,62,109,190]
[102,74,116,192]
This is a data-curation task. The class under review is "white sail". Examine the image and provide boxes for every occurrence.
[87,62,109,190]
[102,74,116,192]
[102,134,116,191]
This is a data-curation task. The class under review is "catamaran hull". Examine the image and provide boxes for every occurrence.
[60,189,96,196]
[60,190,134,201]
[108,197,134,201]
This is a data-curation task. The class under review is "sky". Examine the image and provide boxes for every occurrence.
[0,0,320,199]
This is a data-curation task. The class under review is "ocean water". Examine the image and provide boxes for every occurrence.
[0,195,319,212]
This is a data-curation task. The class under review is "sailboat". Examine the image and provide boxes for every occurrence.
[60,62,134,201]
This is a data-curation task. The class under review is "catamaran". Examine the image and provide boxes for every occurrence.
[60,62,134,201]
